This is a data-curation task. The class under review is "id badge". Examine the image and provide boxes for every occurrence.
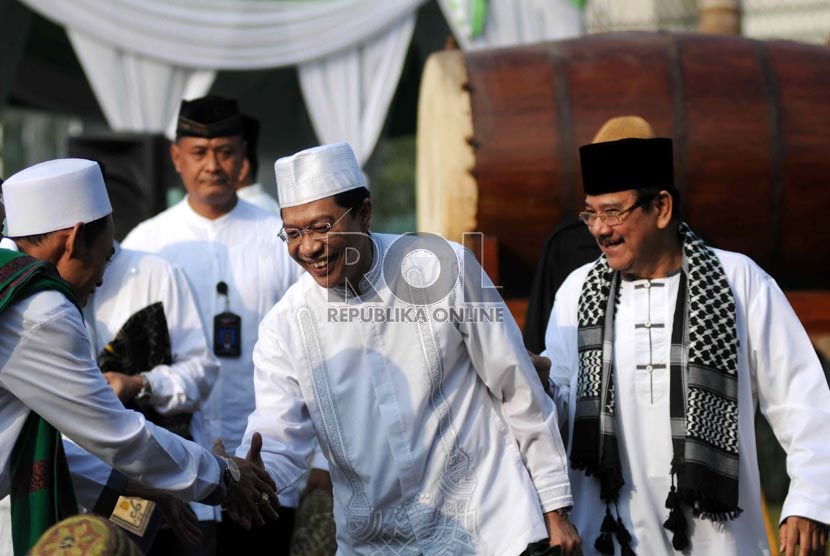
[214,311,241,357]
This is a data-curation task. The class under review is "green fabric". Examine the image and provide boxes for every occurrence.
[0,248,81,555]
[469,0,488,38]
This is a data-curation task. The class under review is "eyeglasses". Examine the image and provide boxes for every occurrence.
[578,196,654,227]
[278,207,353,244]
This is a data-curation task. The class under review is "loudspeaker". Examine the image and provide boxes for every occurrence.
[67,132,178,241]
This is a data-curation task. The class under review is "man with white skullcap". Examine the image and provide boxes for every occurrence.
[0,159,279,555]
[122,96,304,553]
[240,142,581,555]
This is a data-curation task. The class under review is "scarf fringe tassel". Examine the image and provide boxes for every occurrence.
[594,505,637,556]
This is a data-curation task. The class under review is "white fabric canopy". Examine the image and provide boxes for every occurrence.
[19,0,425,69]
[68,30,215,133]
[299,16,416,166]
[18,0,581,158]
[20,0,425,147]
[438,0,584,50]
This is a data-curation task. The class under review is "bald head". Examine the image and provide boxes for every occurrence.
[592,115,656,143]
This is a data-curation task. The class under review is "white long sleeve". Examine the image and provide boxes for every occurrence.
[0,291,221,502]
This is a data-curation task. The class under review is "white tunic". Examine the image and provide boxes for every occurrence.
[544,249,830,555]
[0,250,223,504]
[122,198,303,506]
[236,183,280,215]
[242,233,572,556]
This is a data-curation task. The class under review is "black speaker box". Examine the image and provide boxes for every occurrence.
[67,132,178,240]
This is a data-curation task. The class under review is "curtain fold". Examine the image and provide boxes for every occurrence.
[19,0,426,69]
[68,30,215,133]
[298,16,416,166]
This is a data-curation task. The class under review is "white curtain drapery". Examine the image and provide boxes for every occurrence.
[68,31,215,133]
[18,0,583,161]
[20,0,426,156]
[19,0,425,69]
[298,16,416,167]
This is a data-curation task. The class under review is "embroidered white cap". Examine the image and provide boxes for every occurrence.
[2,158,112,236]
[275,142,366,209]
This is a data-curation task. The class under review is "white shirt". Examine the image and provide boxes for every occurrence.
[241,233,572,556]
[236,183,280,215]
[0,242,222,503]
[122,197,303,506]
[544,249,830,555]
[85,244,218,426]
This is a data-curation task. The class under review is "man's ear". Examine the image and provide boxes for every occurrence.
[359,198,372,232]
[65,222,85,260]
[170,142,182,173]
[238,158,251,185]
[655,191,674,230]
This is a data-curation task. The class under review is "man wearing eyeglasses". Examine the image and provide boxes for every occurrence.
[122,96,303,554]
[238,142,582,556]
[540,137,830,555]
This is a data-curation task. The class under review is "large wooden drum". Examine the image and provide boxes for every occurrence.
[416,32,830,294]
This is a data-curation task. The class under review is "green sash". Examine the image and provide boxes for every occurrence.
[0,248,81,555]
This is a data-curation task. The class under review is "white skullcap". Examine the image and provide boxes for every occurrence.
[275,142,366,208]
[2,158,112,236]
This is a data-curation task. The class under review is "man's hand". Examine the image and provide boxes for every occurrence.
[779,515,828,556]
[544,510,582,556]
[528,350,552,388]
[153,495,201,546]
[213,433,280,530]
[103,371,143,402]
[302,468,333,497]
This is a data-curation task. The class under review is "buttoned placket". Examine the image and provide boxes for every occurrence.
[634,279,668,404]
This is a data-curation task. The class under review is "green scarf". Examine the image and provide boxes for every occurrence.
[0,248,81,555]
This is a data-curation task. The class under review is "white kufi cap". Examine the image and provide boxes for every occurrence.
[2,158,112,236]
[275,142,366,208]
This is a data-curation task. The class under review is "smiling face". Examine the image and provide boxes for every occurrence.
[584,189,679,279]
[281,195,373,290]
[171,135,246,217]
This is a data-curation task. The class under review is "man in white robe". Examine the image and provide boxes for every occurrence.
[542,137,830,555]
[241,142,581,555]
[122,96,303,552]
[0,158,279,554]
[236,113,336,553]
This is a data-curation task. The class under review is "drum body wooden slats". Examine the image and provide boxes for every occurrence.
[417,32,830,294]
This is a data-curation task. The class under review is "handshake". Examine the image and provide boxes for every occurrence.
[213,431,281,530]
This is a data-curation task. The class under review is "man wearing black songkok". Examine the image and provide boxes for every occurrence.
[122,96,303,555]
[539,136,830,555]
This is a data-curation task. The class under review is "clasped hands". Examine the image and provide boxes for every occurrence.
[214,432,281,530]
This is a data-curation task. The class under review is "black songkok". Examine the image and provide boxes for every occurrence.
[579,137,674,195]
[176,96,244,139]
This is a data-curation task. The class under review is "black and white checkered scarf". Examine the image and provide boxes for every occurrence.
[572,222,742,555]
